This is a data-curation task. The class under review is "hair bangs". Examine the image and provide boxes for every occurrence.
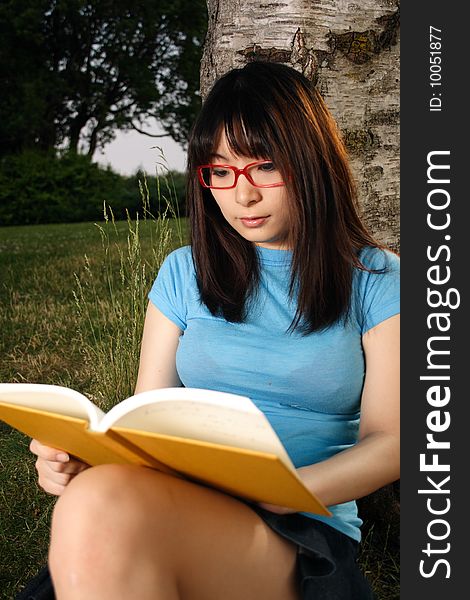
[190,75,282,166]
[221,99,276,162]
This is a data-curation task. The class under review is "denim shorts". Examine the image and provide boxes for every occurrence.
[251,505,375,600]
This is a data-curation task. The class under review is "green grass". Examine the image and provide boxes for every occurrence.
[0,215,399,599]
[0,212,186,598]
[359,521,400,599]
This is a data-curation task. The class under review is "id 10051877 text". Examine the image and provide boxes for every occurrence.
[429,26,442,112]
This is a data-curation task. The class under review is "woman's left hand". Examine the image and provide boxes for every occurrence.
[257,466,312,514]
[256,502,297,514]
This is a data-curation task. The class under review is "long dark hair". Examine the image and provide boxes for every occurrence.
[187,61,380,334]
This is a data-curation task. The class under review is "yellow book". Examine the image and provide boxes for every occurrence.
[0,383,331,516]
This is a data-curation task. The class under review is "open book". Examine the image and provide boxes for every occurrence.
[0,383,330,515]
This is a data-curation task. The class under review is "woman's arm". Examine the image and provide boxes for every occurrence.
[134,301,183,394]
[300,313,400,507]
[261,313,400,513]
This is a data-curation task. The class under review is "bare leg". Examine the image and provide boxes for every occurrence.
[49,465,299,600]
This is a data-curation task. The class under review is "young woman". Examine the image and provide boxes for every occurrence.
[30,61,399,599]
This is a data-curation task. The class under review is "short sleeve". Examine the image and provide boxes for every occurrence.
[148,246,192,330]
[356,247,400,334]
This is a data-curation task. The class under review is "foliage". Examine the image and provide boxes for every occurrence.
[0,0,207,157]
[119,168,187,222]
[0,151,119,225]
[0,151,187,226]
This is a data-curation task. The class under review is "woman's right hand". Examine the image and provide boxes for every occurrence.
[29,439,89,496]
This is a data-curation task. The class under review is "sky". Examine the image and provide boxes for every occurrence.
[94,118,187,176]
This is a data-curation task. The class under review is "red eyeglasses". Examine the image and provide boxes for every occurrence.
[197,160,286,189]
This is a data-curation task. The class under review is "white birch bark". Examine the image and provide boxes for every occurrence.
[201,0,400,250]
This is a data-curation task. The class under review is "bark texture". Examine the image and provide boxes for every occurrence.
[201,0,400,250]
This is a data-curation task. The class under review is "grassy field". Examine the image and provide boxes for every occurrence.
[0,217,399,599]
[0,214,186,598]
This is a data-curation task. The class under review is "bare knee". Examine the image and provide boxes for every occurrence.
[49,465,178,591]
[50,464,177,542]
[47,467,299,600]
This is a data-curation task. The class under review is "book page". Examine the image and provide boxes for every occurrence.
[0,383,104,426]
[97,387,294,469]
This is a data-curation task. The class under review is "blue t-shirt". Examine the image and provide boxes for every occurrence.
[149,244,400,541]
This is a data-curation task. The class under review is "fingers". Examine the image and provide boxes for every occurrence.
[30,438,69,463]
[37,459,88,496]
[37,461,74,496]
[29,439,89,496]
[257,502,296,515]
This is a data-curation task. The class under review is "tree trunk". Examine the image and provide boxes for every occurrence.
[68,107,90,155]
[201,0,400,251]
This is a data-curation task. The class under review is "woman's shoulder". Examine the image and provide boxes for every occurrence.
[357,245,400,273]
[353,246,400,333]
[160,245,194,271]
[153,245,195,289]
[165,244,193,261]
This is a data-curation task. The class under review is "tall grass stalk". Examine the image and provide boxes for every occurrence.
[73,170,183,410]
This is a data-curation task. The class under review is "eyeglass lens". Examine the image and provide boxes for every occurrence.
[201,162,283,188]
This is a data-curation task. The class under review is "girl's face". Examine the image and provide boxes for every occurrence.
[208,133,292,250]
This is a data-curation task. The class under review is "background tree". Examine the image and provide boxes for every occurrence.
[0,0,207,158]
[201,0,400,252]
